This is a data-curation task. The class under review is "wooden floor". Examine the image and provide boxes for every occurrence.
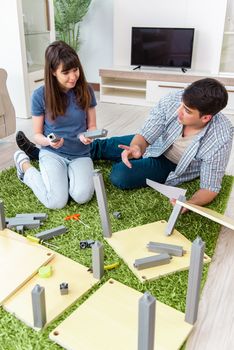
[1,101,234,350]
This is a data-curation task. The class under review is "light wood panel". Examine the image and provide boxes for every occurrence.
[50,279,193,350]
[3,252,98,330]
[0,230,54,305]
[106,220,210,282]
[176,200,234,230]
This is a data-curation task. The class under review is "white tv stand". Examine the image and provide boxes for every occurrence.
[99,67,234,114]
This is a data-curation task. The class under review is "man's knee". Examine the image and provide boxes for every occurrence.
[110,163,134,189]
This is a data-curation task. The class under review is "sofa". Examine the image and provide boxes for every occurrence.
[0,68,16,139]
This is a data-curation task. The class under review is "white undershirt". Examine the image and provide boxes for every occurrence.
[164,133,198,164]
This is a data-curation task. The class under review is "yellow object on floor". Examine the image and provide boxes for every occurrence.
[38,265,53,278]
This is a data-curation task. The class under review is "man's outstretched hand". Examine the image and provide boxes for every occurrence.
[118,144,142,168]
[170,198,188,214]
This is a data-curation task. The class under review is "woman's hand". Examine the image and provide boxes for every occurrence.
[79,133,93,145]
[49,137,64,149]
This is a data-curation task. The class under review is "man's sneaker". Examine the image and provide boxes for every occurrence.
[16,131,40,160]
[14,150,30,182]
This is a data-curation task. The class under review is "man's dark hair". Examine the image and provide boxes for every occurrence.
[182,78,228,116]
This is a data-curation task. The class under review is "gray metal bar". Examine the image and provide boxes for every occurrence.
[93,170,112,238]
[92,241,104,279]
[164,195,186,236]
[0,200,6,230]
[83,128,108,139]
[6,218,41,229]
[31,284,47,328]
[16,213,48,221]
[138,292,156,350]
[35,225,67,241]
[147,241,185,256]
[134,253,171,270]
[185,236,205,324]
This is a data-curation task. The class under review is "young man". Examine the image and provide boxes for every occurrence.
[16,78,233,208]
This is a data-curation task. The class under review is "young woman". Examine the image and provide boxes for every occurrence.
[14,41,97,209]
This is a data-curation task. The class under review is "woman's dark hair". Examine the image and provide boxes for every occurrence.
[44,40,91,120]
[182,78,228,116]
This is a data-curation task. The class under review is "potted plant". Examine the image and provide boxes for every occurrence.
[54,0,92,51]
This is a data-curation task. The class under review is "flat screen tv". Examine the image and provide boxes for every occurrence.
[131,27,194,69]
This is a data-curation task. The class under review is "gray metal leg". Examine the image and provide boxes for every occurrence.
[0,200,6,230]
[93,170,112,238]
[164,195,186,236]
[31,284,47,328]
[92,241,104,279]
[185,236,205,324]
[138,292,156,350]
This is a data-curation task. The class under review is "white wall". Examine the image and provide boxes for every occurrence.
[0,0,30,118]
[79,0,113,83]
[113,0,227,74]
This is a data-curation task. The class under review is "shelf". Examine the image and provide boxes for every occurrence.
[101,78,146,91]
[224,31,234,35]
[25,31,50,36]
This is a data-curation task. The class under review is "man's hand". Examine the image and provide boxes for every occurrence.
[170,188,218,214]
[118,144,142,168]
[170,198,188,214]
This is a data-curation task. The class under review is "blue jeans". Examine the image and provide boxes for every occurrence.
[91,135,177,189]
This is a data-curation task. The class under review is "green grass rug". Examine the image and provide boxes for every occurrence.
[0,161,233,350]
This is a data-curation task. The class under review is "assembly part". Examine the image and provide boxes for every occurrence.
[0,200,6,230]
[16,213,48,221]
[83,128,108,139]
[80,239,95,249]
[6,218,41,229]
[147,241,185,256]
[47,133,60,142]
[134,253,171,270]
[185,236,205,325]
[38,266,53,278]
[35,225,67,241]
[92,241,104,279]
[31,284,47,328]
[93,171,112,238]
[60,282,69,295]
[138,291,156,350]
[113,211,121,219]
[164,195,186,236]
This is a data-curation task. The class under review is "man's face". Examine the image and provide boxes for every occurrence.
[177,102,211,129]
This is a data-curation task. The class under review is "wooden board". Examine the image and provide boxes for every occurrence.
[0,230,54,305]
[3,251,98,330]
[49,279,193,350]
[106,220,210,282]
[176,200,234,230]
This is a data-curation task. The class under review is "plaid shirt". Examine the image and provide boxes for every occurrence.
[140,90,234,192]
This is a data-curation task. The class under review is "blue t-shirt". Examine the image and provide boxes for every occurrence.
[31,85,97,159]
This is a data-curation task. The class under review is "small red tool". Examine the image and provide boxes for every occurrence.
[64,214,90,228]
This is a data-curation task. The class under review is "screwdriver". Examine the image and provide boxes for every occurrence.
[26,235,58,249]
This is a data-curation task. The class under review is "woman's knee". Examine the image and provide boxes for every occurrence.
[70,185,94,204]
[44,193,68,209]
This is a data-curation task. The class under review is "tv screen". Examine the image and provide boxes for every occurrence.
[131,27,194,69]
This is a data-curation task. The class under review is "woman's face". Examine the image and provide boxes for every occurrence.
[53,63,80,91]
